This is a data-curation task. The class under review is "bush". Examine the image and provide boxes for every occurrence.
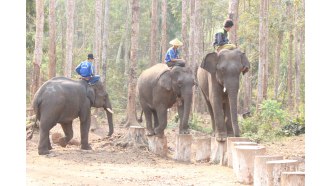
[280,116,305,136]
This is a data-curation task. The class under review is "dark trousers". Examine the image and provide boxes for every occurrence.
[166,60,185,67]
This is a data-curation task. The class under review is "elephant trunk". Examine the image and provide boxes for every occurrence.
[104,96,114,136]
[227,88,240,137]
[181,93,193,132]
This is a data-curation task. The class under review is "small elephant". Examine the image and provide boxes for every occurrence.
[137,63,195,137]
[197,49,250,141]
[32,77,114,155]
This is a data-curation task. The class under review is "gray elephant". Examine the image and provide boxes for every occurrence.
[197,49,250,141]
[32,77,114,155]
[137,63,195,137]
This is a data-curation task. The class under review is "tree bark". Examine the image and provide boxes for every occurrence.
[31,0,44,98]
[94,0,103,74]
[150,0,158,66]
[64,0,75,78]
[101,0,111,88]
[160,0,167,62]
[181,0,188,61]
[287,1,294,111]
[188,0,195,69]
[125,0,140,127]
[48,0,56,78]
[274,31,283,99]
[228,0,239,46]
[124,0,132,78]
[262,0,269,100]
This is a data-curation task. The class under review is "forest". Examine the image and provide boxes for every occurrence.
[26,0,305,141]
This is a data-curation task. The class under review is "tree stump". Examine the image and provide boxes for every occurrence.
[254,155,284,186]
[234,145,266,184]
[115,126,148,148]
[194,137,211,162]
[281,171,305,186]
[147,135,168,157]
[266,159,299,186]
[231,142,258,171]
[210,137,227,165]
[174,134,192,162]
[227,137,250,167]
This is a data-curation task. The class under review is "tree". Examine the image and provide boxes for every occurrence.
[64,0,75,77]
[48,0,56,78]
[188,0,195,69]
[31,0,44,98]
[125,0,140,127]
[160,0,167,62]
[228,0,239,46]
[286,1,294,110]
[150,0,158,66]
[101,0,111,89]
[124,0,132,77]
[94,0,102,74]
[181,0,188,61]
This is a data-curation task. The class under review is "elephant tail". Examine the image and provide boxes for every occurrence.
[137,110,144,123]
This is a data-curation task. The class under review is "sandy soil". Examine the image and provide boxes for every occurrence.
[26,118,305,186]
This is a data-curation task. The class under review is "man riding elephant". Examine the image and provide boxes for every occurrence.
[75,53,100,85]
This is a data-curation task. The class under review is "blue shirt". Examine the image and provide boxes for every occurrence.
[75,61,94,77]
[165,47,179,63]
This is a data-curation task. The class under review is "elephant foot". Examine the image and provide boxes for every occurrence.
[146,129,155,136]
[58,137,68,147]
[227,132,235,137]
[48,145,53,150]
[215,132,227,142]
[154,131,165,138]
[179,129,190,134]
[38,149,50,155]
[81,144,92,150]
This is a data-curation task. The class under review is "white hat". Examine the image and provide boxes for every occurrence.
[169,38,183,46]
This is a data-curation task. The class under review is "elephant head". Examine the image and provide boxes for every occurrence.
[200,49,250,137]
[87,81,114,136]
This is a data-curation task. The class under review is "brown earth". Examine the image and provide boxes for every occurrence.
[26,116,305,186]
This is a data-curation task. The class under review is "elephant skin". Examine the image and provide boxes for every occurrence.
[137,63,194,137]
[197,49,250,142]
[32,77,114,155]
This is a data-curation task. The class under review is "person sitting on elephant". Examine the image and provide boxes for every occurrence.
[165,38,185,67]
[213,19,236,53]
[75,53,100,84]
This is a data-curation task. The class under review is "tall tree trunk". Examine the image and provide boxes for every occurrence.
[48,0,56,78]
[160,0,167,62]
[124,0,132,77]
[64,0,75,78]
[274,31,283,100]
[94,0,102,74]
[262,0,269,99]
[101,0,111,89]
[61,15,66,76]
[181,0,188,61]
[150,0,158,66]
[188,0,195,69]
[287,1,293,110]
[125,0,140,127]
[228,0,239,46]
[31,0,44,98]
[256,0,268,110]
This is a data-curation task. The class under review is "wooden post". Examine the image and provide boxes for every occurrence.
[254,155,284,186]
[231,142,258,171]
[175,134,192,162]
[281,171,305,186]
[147,135,168,157]
[234,145,266,184]
[210,137,227,165]
[266,159,299,186]
[227,137,250,167]
[194,137,211,162]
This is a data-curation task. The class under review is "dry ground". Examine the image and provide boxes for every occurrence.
[26,116,305,186]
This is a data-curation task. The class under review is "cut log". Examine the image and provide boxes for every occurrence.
[254,155,284,186]
[231,142,258,171]
[227,137,250,167]
[234,145,266,184]
[266,159,299,186]
[194,137,211,162]
[281,171,305,186]
[210,137,227,165]
[147,135,168,157]
[174,134,192,162]
[115,126,148,148]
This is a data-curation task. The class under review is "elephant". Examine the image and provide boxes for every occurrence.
[137,63,195,137]
[32,77,114,155]
[197,48,250,142]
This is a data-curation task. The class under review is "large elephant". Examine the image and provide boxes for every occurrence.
[32,77,114,155]
[197,49,250,141]
[137,63,195,137]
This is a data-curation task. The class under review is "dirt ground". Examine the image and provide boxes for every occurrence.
[26,117,305,186]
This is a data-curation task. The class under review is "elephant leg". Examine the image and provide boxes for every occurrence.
[224,96,234,137]
[154,107,168,137]
[79,110,92,150]
[38,119,56,155]
[177,103,189,134]
[152,110,159,129]
[201,91,215,136]
[144,108,154,136]
[58,122,74,147]
[210,90,227,142]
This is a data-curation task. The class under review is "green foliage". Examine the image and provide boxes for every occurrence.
[189,114,212,134]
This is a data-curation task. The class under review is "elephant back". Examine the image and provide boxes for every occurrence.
[138,63,170,84]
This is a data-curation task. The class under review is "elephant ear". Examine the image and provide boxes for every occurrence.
[158,71,172,91]
[87,86,95,105]
[240,52,250,75]
[200,52,219,74]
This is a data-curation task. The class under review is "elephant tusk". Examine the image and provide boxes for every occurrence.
[223,87,226,92]
[106,108,114,114]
